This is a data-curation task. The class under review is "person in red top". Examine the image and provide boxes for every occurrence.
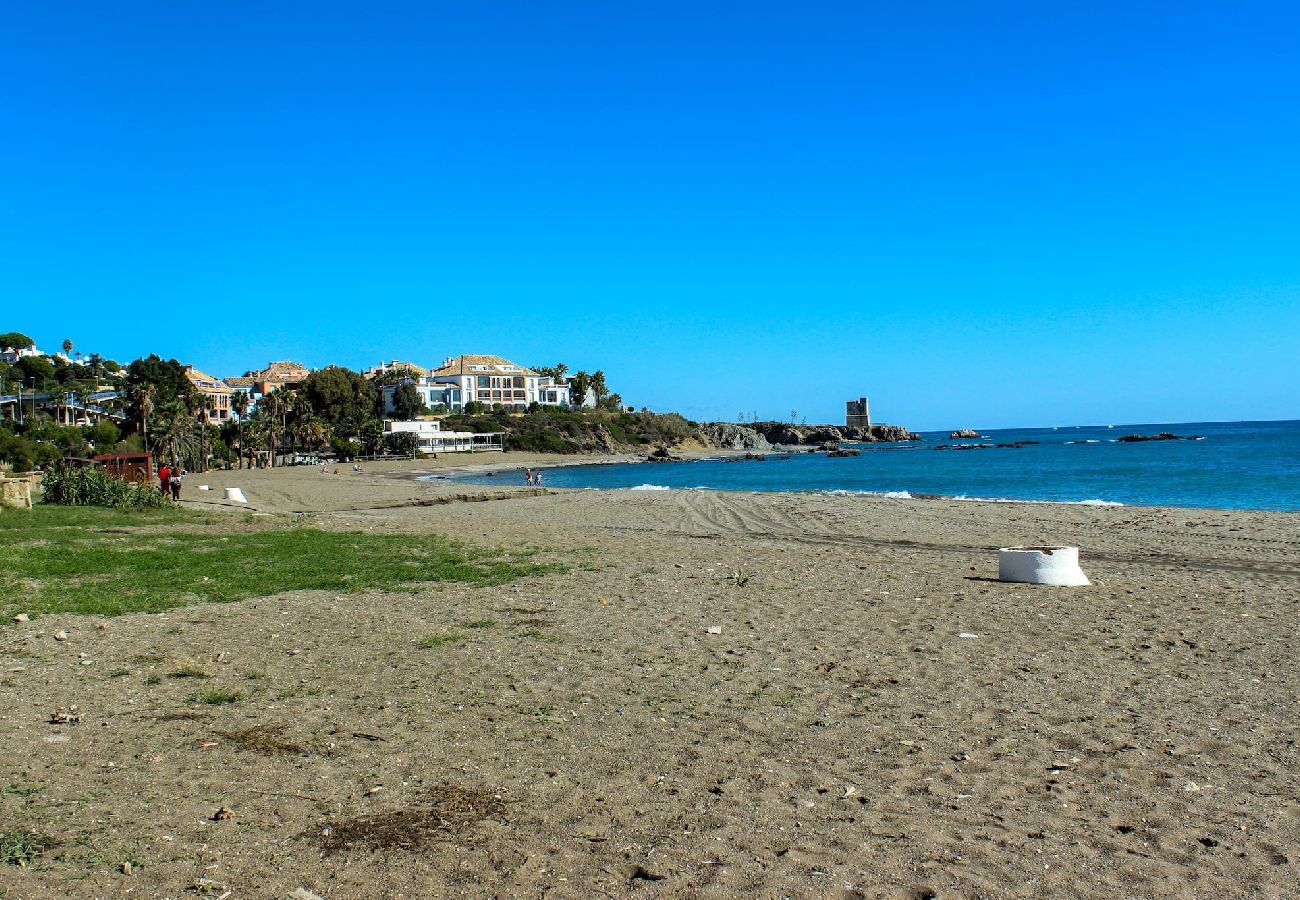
[158,463,170,497]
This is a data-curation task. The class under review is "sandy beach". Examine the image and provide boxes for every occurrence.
[3,458,1299,898]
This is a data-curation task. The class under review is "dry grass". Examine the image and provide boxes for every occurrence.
[310,785,506,855]
[215,724,312,756]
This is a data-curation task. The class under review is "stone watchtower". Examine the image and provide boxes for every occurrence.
[845,397,871,429]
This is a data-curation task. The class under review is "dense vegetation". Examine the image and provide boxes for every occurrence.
[39,461,167,508]
[1,337,687,473]
[443,407,696,454]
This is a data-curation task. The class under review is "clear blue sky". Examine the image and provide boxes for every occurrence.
[3,1,1297,430]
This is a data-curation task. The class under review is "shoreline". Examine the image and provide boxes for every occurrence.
[418,452,1300,516]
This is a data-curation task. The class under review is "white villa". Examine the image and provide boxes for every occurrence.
[380,354,572,414]
[383,419,504,453]
[1,345,45,365]
[428,354,571,411]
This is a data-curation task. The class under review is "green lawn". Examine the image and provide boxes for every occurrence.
[0,506,558,618]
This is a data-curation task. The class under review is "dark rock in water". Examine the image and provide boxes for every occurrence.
[950,428,980,439]
[1116,432,1201,442]
[996,441,1039,449]
[646,446,684,462]
[826,448,860,458]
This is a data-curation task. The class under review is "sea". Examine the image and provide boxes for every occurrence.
[442,420,1300,512]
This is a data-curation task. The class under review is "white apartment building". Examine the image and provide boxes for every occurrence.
[427,354,571,411]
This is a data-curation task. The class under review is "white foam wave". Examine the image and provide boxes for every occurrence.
[952,495,1123,507]
[821,489,914,499]
[630,484,672,491]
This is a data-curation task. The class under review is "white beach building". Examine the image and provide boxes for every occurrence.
[383,419,504,453]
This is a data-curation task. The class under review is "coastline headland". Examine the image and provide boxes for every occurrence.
[699,420,920,451]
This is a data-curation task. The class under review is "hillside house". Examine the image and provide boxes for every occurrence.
[183,366,233,422]
[427,354,572,411]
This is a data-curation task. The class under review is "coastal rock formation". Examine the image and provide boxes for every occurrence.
[646,446,686,463]
[728,421,921,447]
[950,428,980,439]
[1116,432,1202,442]
[697,423,773,451]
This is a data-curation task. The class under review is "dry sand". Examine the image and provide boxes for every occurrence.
[2,456,1299,898]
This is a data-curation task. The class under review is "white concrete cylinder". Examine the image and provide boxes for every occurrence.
[998,546,1089,586]
[224,487,248,504]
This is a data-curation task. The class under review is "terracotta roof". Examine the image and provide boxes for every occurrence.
[258,361,310,380]
[184,367,231,392]
[225,377,256,387]
[431,354,537,377]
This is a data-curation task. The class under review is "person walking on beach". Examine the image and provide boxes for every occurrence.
[158,463,170,497]
[525,468,533,486]
[169,469,183,501]
[535,470,543,487]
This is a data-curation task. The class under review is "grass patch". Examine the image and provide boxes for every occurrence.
[2,781,41,798]
[0,829,52,866]
[215,723,310,756]
[188,687,244,705]
[0,506,560,618]
[167,666,210,679]
[417,632,464,648]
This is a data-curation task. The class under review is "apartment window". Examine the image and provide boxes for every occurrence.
[477,376,489,388]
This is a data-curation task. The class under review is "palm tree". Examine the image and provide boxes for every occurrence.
[130,383,155,451]
[251,398,280,467]
[188,388,216,472]
[296,414,329,453]
[231,392,251,468]
[62,338,73,357]
[153,402,200,472]
[48,385,69,426]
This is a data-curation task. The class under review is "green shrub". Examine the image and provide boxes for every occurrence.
[40,462,167,508]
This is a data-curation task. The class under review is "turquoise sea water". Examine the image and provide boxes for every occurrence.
[446,420,1300,512]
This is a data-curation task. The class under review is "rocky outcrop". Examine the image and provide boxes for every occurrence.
[646,446,686,462]
[950,429,980,439]
[1116,432,1201,442]
[697,423,774,451]
[729,421,921,446]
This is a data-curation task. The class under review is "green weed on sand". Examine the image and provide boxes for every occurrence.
[0,506,560,618]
